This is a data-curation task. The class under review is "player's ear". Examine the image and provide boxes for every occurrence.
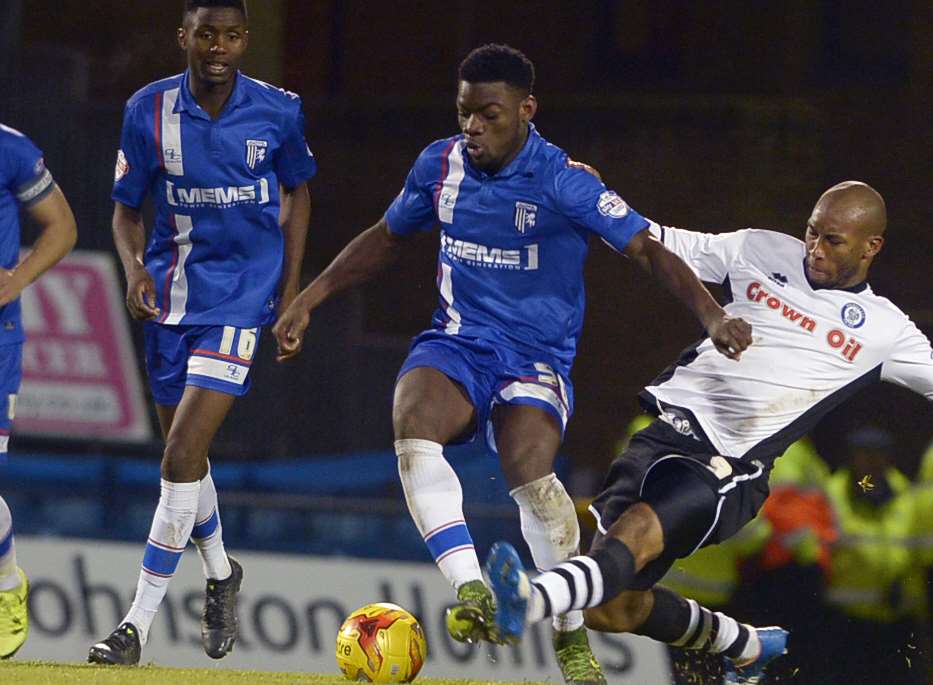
[520,94,537,124]
[864,235,884,258]
[177,27,187,50]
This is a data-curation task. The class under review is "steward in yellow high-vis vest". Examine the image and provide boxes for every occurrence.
[820,426,923,685]
[906,441,933,617]
[825,466,916,622]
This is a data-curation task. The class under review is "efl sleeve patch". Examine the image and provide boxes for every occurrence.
[15,164,55,207]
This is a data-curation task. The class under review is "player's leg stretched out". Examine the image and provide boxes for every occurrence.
[393,367,498,643]
[486,446,788,685]
[0,496,28,660]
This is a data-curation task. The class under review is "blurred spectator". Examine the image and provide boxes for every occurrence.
[822,427,921,684]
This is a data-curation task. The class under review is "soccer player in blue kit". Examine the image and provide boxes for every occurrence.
[88,0,316,666]
[0,124,78,660]
[274,44,751,684]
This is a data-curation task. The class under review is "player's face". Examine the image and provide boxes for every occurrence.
[803,203,880,288]
[457,81,536,174]
[178,8,249,87]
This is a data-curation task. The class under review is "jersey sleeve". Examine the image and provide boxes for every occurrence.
[112,100,154,209]
[880,320,933,401]
[647,224,748,285]
[553,163,649,252]
[384,146,437,236]
[1,128,55,208]
[275,97,317,189]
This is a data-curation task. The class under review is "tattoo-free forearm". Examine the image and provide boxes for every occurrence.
[646,242,724,329]
[294,218,404,313]
[279,183,311,294]
[112,203,148,278]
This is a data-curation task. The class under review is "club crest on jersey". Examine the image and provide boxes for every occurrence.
[514,201,538,234]
[114,150,130,182]
[597,191,629,218]
[246,139,268,170]
[439,191,456,210]
[841,302,866,328]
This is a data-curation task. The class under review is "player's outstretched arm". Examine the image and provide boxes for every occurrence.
[112,201,159,321]
[277,182,312,318]
[0,185,77,306]
[273,217,406,361]
[624,229,752,360]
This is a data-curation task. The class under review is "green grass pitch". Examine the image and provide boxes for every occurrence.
[0,661,549,685]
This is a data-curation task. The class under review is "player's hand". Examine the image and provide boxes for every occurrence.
[707,314,753,360]
[276,285,299,322]
[273,300,310,362]
[0,269,25,307]
[125,265,160,320]
[567,158,602,181]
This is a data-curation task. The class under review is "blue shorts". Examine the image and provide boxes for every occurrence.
[397,331,574,456]
[0,344,22,456]
[144,323,260,406]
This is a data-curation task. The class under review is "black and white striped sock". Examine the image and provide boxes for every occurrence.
[527,538,635,622]
[671,598,755,661]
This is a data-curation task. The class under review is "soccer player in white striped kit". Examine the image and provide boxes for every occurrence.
[485,181,933,684]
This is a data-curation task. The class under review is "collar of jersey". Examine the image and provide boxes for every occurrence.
[175,69,251,121]
[464,123,541,180]
[801,258,869,294]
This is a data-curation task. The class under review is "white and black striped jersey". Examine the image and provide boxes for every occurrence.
[640,225,933,464]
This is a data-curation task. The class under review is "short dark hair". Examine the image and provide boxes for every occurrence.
[458,44,535,93]
[183,0,248,21]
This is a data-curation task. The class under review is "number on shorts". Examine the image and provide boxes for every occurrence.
[219,326,257,361]
[237,328,257,360]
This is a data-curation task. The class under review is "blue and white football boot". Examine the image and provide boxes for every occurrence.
[484,541,531,644]
[723,626,789,684]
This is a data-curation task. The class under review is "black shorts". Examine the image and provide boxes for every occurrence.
[589,418,772,590]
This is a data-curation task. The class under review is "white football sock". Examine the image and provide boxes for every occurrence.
[123,479,200,644]
[0,496,20,591]
[511,473,584,632]
[396,439,482,589]
[190,467,232,581]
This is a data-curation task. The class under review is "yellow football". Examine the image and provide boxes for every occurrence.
[336,602,428,683]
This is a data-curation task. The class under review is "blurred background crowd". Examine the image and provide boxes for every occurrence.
[1,2,930,682]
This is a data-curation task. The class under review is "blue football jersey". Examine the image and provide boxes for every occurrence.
[385,124,649,371]
[0,123,56,345]
[113,71,318,327]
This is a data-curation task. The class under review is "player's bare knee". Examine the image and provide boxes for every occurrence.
[393,382,439,440]
[393,403,437,442]
[161,436,207,482]
[583,591,652,633]
[608,502,665,569]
